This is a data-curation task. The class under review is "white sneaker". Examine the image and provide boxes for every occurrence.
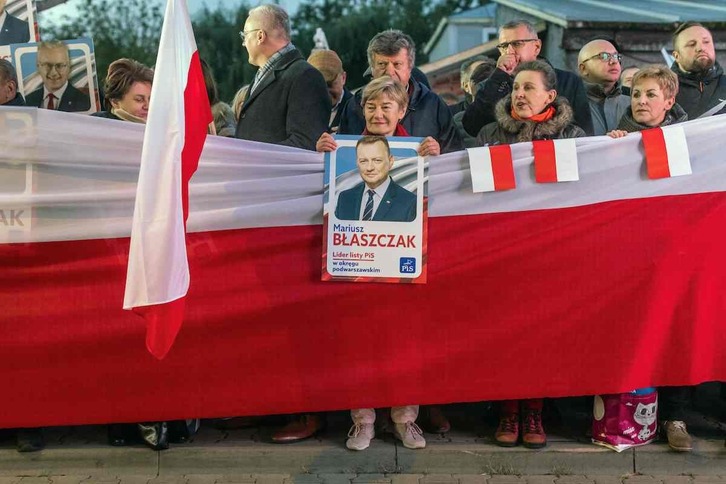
[393,421,426,449]
[346,422,374,451]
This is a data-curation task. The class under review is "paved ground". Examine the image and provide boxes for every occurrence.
[1,387,724,484]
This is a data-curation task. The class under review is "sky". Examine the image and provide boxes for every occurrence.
[40,0,302,24]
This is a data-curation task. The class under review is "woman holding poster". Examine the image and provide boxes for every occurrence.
[316,75,439,157]
[316,76,430,451]
[477,60,585,449]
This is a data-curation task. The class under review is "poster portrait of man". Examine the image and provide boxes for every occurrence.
[13,38,98,114]
[0,0,36,48]
[334,135,417,223]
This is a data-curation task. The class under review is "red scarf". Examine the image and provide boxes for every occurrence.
[511,104,555,123]
[362,124,410,137]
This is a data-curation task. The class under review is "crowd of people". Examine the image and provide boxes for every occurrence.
[1,3,725,455]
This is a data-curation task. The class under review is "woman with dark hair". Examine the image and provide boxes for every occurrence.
[477,59,585,449]
[93,58,153,123]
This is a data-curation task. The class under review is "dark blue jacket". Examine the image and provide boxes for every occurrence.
[26,83,91,112]
[338,78,463,154]
[0,12,30,45]
[335,178,416,222]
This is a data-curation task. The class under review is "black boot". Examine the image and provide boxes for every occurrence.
[16,428,44,453]
[138,421,169,450]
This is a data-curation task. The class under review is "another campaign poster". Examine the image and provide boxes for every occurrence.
[322,134,428,283]
[12,37,100,114]
[0,0,39,59]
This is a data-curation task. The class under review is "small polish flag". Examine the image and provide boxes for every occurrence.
[467,145,516,193]
[641,126,692,179]
[533,139,579,183]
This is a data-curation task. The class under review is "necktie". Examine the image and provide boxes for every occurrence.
[362,189,375,221]
[47,93,56,110]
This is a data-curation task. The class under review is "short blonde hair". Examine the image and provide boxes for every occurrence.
[361,75,408,109]
[631,65,679,100]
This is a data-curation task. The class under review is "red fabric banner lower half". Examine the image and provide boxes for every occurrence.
[2,193,726,428]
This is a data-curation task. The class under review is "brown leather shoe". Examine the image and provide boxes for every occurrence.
[271,414,323,443]
[425,406,451,434]
[494,413,519,447]
[521,409,547,449]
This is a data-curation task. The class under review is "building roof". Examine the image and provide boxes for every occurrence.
[493,0,726,27]
[424,4,498,56]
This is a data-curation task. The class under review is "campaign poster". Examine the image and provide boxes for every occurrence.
[12,37,100,114]
[0,0,39,59]
[322,134,428,283]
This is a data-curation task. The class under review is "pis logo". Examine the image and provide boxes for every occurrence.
[399,257,416,274]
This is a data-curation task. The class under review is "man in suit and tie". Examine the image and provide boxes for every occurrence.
[25,40,91,112]
[0,0,30,46]
[235,4,329,150]
[336,135,416,222]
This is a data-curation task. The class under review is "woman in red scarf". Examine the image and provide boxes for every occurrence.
[477,60,585,146]
[477,60,585,449]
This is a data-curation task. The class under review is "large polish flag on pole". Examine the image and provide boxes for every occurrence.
[123,0,212,360]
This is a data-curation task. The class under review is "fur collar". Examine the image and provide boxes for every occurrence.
[494,95,575,143]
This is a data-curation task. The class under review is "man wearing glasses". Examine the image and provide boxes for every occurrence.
[235,4,330,151]
[25,41,90,113]
[577,39,630,136]
[462,20,592,138]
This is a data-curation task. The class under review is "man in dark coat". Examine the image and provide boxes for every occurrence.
[338,29,463,154]
[235,4,330,151]
[0,58,25,106]
[25,41,91,112]
[335,136,416,222]
[462,20,593,138]
[671,21,726,119]
[0,0,30,45]
[308,49,352,134]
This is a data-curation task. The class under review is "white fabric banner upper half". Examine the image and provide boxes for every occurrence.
[2,107,726,244]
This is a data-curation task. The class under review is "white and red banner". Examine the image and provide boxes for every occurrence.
[641,126,692,179]
[123,0,211,360]
[0,109,725,428]
[534,138,579,183]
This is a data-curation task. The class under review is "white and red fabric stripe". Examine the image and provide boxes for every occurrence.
[1,111,725,427]
[533,138,579,183]
[122,0,212,360]
[641,126,692,179]
[467,145,516,193]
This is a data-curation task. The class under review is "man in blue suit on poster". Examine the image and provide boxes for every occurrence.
[335,135,416,222]
[0,0,30,46]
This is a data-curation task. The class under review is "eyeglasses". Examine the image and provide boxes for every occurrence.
[38,62,68,71]
[496,39,538,52]
[582,52,623,64]
[239,28,263,46]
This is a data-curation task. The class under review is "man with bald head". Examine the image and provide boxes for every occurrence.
[0,0,30,46]
[577,39,630,135]
[235,4,330,150]
[671,22,726,118]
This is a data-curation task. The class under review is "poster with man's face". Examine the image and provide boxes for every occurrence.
[322,134,428,283]
[0,0,38,60]
[11,37,99,114]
